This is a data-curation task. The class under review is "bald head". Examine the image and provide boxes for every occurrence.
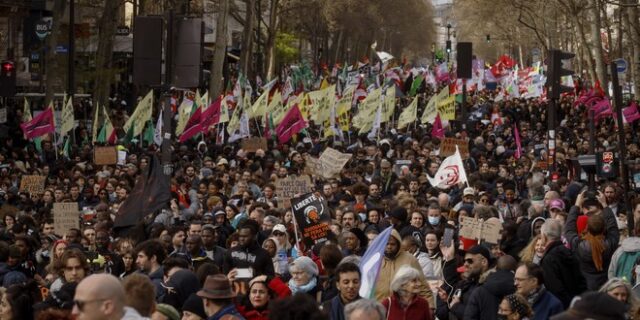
[73,274,126,320]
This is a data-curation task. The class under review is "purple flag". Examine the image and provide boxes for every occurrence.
[514,125,522,159]
[275,104,306,144]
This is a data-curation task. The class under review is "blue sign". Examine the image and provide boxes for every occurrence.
[55,45,68,53]
[615,59,628,73]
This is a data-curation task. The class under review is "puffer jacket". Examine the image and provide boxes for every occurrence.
[463,269,515,320]
[373,229,433,304]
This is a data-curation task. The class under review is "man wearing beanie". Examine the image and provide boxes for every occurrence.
[181,294,208,320]
[373,229,433,304]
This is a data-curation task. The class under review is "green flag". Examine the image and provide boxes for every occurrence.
[143,121,155,145]
[409,73,424,96]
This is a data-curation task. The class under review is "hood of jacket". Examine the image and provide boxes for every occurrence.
[620,237,640,252]
[481,269,515,297]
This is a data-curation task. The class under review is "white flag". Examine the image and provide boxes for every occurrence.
[427,146,468,189]
[154,109,163,146]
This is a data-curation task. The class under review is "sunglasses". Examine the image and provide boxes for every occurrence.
[273,231,285,236]
[73,299,106,311]
[463,258,475,264]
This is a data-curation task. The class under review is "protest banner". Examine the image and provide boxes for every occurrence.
[304,155,323,177]
[19,175,46,194]
[53,202,80,235]
[241,137,268,152]
[459,216,503,244]
[319,147,352,178]
[440,138,470,159]
[275,175,313,208]
[436,95,456,120]
[94,146,118,165]
[291,193,331,244]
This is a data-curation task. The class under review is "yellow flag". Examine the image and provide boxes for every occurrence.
[421,94,438,124]
[337,86,354,131]
[267,89,282,114]
[23,97,32,122]
[227,105,242,134]
[382,86,396,123]
[176,95,196,135]
[397,97,418,129]
[437,95,456,120]
[320,78,330,89]
[124,90,154,137]
[353,88,381,129]
[308,85,335,123]
[298,94,311,120]
[219,98,230,123]
[250,90,269,118]
[60,95,74,136]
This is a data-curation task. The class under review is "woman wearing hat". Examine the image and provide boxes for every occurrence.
[381,265,433,320]
[288,256,322,302]
[497,294,533,320]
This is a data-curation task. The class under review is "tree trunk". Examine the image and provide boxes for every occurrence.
[590,0,607,85]
[574,16,597,85]
[265,0,279,81]
[45,0,67,104]
[627,0,640,97]
[240,0,255,77]
[333,29,344,65]
[93,0,120,109]
[210,0,230,97]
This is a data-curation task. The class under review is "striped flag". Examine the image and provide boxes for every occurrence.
[359,226,393,298]
[21,106,55,139]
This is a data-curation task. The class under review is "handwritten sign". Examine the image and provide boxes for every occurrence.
[319,147,352,178]
[241,137,268,152]
[275,175,313,208]
[459,216,503,244]
[19,175,46,194]
[53,202,80,236]
[440,138,470,159]
[94,146,118,165]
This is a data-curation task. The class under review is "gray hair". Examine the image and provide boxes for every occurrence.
[344,298,386,320]
[390,265,421,293]
[599,278,638,305]
[540,218,563,241]
[263,215,281,226]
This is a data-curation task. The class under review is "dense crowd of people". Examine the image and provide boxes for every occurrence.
[0,70,639,320]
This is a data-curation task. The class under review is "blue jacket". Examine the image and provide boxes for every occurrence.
[531,289,564,320]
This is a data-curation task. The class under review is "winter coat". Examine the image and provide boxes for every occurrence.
[539,240,587,308]
[381,293,433,320]
[236,305,269,320]
[463,269,516,320]
[161,269,201,310]
[374,229,433,303]
[564,208,619,290]
[530,288,564,320]
[608,236,640,281]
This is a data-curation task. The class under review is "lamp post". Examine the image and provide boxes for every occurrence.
[446,23,452,62]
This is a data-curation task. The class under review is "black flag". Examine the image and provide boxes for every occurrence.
[114,154,171,228]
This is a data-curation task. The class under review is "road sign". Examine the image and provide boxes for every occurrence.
[35,19,50,40]
[116,26,130,36]
[55,45,68,53]
[615,59,628,73]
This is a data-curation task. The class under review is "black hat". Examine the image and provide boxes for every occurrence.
[467,245,492,262]
[182,293,207,319]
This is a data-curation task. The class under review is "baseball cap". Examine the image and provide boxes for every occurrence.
[463,187,475,197]
[549,199,565,211]
[467,245,492,262]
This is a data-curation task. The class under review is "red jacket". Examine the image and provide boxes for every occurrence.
[236,305,269,320]
[381,293,433,320]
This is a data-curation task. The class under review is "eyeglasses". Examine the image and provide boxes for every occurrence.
[73,299,107,311]
[463,258,475,264]
[514,277,532,283]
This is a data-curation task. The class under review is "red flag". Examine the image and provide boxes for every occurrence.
[199,97,222,134]
[20,107,55,139]
[179,107,203,143]
[594,80,605,98]
[275,104,306,144]
[431,113,445,139]
[514,125,522,159]
[591,99,612,121]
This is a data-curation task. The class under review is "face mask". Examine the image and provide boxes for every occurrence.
[496,315,508,320]
[428,216,441,225]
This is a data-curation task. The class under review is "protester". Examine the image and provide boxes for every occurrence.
[320,262,362,320]
[381,265,433,319]
[497,294,533,320]
[514,262,563,320]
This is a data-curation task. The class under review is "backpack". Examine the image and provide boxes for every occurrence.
[614,250,640,285]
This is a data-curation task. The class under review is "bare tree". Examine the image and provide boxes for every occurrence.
[93,0,121,108]
[210,0,230,97]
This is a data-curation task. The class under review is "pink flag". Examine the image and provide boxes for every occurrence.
[436,62,450,83]
[179,107,203,143]
[20,107,55,139]
[431,113,445,139]
[200,97,222,133]
[514,125,522,159]
[591,99,613,121]
[276,104,306,144]
[623,101,640,123]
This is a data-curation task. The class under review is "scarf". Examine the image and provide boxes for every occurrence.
[527,285,545,306]
[583,233,605,271]
[288,276,317,294]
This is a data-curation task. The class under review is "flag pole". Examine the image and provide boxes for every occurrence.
[254,117,262,137]
[53,133,59,160]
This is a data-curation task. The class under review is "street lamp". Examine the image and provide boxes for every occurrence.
[446,23,452,62]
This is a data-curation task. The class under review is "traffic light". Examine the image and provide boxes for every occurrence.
[546,49,574,99]
[0,61,16,97]
[486,34,490,43]
[446,40,451,53]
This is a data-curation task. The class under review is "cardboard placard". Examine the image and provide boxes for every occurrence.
[275,175,313,208]
[19,175,46,194]
[241,137,268,152]
[459,216,503,244]
[94,146,118,165]
[318,147,352,178]
[440,138,470,159]
[53,202,80,235]
[291,193,331,244]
